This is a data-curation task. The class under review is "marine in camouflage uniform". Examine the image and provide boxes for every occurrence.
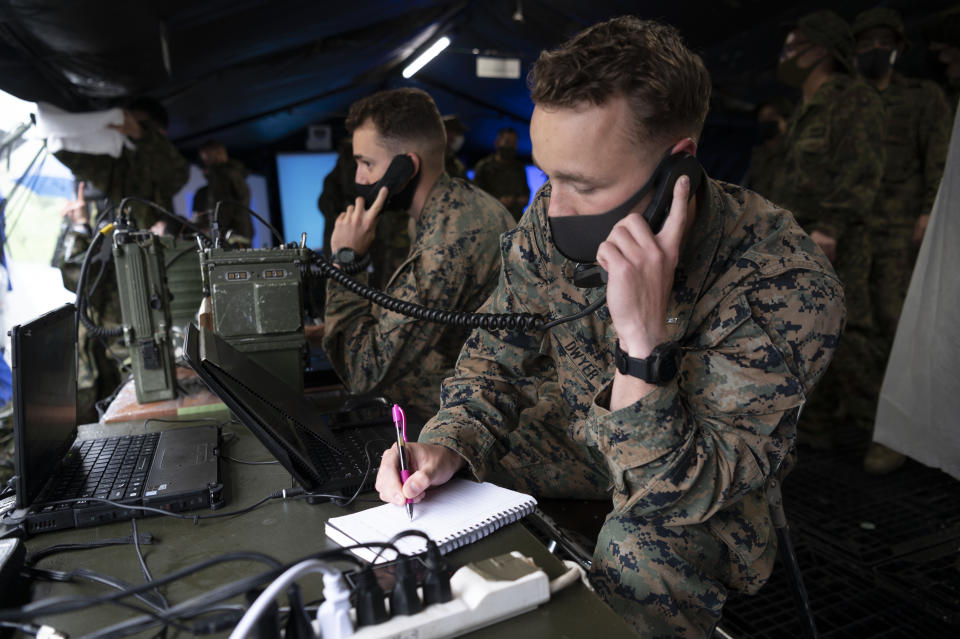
[420,177,844,636]
[853,8,952,471]
[324,174,512,425]
[54,116,189,230]
[472,128,530,221]
[768,11,887,440]
[745,98,792,199]
[323,88,514,426]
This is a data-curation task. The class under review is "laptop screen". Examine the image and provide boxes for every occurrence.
[11,304,78,508]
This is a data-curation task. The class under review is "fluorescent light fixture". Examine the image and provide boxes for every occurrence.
[403,36,451,78]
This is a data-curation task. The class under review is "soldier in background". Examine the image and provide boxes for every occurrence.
[745,97,792,198]
[852,8,952,473]
[442,115,468,180]
[198,139,253,246]
[769,10,887,451]
[323,88,514,427]
[472,127,530,221]
[54,96,189,230]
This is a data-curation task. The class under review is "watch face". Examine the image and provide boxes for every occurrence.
[335,247,356,265]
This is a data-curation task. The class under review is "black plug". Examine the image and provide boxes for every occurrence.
[245,588,280,639]
[284,584,316,639]
[422,542,452,605]
[389,555,423,616]
[355,565,389,627]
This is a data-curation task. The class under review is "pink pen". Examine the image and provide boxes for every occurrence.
[391,403,414,520]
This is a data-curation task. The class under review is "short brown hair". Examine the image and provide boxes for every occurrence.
[346,88,446,164]
[528,17,711,144]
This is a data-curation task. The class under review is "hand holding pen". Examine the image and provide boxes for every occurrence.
[391,403,414,520]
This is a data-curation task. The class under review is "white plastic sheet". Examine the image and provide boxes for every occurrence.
[874,107,960,480]
[32,102,130,158]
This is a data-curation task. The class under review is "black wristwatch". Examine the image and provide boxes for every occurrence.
[614,340,681,384]
[334,247,371,275]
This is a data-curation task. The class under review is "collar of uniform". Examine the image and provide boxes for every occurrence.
[413,171,454,239]
[663,177,724,343]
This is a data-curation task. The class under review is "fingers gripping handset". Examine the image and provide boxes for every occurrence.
[355,154,416,207]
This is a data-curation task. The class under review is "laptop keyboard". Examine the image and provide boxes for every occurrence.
[50,433,161,504]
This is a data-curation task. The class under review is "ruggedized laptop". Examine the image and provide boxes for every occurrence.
[4,304,223,535]
[182,322,394,497]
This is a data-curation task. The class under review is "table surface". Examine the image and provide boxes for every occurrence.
[14,413,638,638]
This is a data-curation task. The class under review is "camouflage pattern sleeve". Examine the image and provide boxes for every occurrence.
[583,266,845,522]
[53,150,115,194]
[418,257,552,477]
[132,121,190,208]
[811,82,886,240]
[57,229,93,293]
[918,82,952,215]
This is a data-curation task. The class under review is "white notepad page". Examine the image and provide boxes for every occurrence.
[325,479,537,563]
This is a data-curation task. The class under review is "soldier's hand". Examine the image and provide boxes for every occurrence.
[598,174,691,360]
[62,182,89,226]
[913,214,930,247]
[810,230,837,263]
[329,186,388,256]
[375,442,465,506]
[107,110,143,140]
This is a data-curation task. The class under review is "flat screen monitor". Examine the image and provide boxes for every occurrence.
[276,152,338,250]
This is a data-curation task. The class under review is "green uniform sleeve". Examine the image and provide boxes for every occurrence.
[583,267,844,522]
[53,151,115,194]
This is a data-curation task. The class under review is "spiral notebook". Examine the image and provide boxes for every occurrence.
[325,479,537,563]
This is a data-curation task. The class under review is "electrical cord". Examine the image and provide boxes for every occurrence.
[3,551,284,622]
[25,534,155,566]
[117,197,212,245]
[549,560,592,594]
[132,519,169,610]
[24,566,172,617]
[228,559,344,639]
[312,251,604,332]
[76,223,124,338]
[212,200,284,246]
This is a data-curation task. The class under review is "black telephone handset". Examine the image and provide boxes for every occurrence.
[642,151,703,234]
[571,151,703,288]
[356,154,416,206]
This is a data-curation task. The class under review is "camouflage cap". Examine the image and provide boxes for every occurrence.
[852,8,907,45]
[795,10,855,73]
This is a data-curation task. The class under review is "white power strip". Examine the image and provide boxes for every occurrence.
[318,552,550,639]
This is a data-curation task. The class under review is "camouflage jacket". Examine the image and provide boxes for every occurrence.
[54,121,189,229]
[322,174,515,422]
[421,179,844,546]
[473,154,530,220]
[871,73,951,231]
[770,73,886,240]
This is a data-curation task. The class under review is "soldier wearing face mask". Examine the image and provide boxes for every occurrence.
[768,10,887,452]
[851,7,951,474]
[745,97,792,198]
[473,127,531,221]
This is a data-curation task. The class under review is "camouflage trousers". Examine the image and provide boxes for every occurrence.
[869,227,914,361]
[483,390,756,638]
[0,402,13,487]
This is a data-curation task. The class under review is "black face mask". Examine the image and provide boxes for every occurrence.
[857,48,896,80]
[547,150,703,264]
[758,120,781,142]
[354,154,419,211]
